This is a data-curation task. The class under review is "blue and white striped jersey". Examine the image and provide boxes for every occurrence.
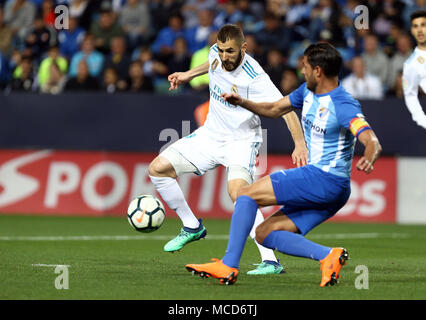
[289,83,371,178]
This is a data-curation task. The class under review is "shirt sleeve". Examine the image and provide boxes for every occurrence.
[402,62,426,129]
[335,98,371,138]
[208,44,218,64]
[288,83,306,108]
[247,73,283,102]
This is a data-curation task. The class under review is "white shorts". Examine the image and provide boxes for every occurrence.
[161,127,261,182]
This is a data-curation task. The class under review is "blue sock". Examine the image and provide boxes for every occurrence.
[222,195,258,268]
[262,230,331,261]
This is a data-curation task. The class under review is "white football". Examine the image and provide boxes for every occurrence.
[127,195,165,233]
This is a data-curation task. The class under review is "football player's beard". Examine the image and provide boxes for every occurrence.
[223,50,243,71]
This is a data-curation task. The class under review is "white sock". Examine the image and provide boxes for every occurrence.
[149,175,200,229]
[249,209,278,263]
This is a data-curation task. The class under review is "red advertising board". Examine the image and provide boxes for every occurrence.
[0,150,396,222]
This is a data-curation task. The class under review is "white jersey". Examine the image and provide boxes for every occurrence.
[402,47,426,129]
[203,44,283,142]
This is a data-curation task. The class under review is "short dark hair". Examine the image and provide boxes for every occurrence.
[410,10,426,23]
[304,42,342,77]
[217,24,245,46]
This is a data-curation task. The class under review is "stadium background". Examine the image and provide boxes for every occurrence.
[0,0,425,223]
[1,0,426,302]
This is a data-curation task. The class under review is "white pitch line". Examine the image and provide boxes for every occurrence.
[0,233,410,241]
[31,264,70,267]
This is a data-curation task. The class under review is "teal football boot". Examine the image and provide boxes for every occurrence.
[247,260,285,275]
[164,219,207,252]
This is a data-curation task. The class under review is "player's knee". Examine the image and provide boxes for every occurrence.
[148,157,176,178]
[236,185,254,199]
[255,223,269,245]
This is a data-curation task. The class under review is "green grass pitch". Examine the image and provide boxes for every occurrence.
[1,214,426,300]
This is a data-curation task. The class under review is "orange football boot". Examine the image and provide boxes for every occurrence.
[319,248,349,287]
[186,259,239,285]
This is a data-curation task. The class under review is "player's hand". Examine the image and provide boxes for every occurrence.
[220,92,243,106]
[168,72,191,91]
[356,157,374,174]
[292,144,309,167]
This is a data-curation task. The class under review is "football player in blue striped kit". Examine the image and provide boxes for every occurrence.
[186,42,382,286]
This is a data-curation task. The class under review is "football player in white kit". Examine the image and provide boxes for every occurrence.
[402,10,426,130]
[148,24,308,275]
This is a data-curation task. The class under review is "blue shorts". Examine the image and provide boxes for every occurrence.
[270,165,351,236]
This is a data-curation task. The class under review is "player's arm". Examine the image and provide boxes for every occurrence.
[355,129,382,174]
[168,61,210,91]
[282,111,308,167]
[402,64,426,129]
[220,93,294,118]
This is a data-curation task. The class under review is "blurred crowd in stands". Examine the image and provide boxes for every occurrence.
[0,0,424,99]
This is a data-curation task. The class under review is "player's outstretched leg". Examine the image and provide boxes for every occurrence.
[164,218,207,252]
[186,259,239,285]
[149,154,205,252]
[319,248,349,287]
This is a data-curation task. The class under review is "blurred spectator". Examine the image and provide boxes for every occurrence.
[382,0,406,27]
[0,7,13,56]
[361,33,389,86]
[383,21,404,57]
[309,0,345,46]
[8,50,23,74]
[280,68,300,95]
[58,16,86,59]
[65,59,100,91]
[387,33,413,89]
[341,56,384,100]
[372,13,393,42]
[255,11,291,57]
[184,9,217,54]
[150,0,183,31]
[126,60,154,92]
[10,56,35,92]
[102,36,131,80]
[69,0,99,31]
[119,0,151,50]
[181,0,216,29]
[403,0,426,29]
[264,48,285,89]
[168,37,191,75]
[101,67,126,93]
[284,0,311,29]
[137,46,168,79]
[25,14,57,61]
[151,14,185,59]
[69,33,104,78]
[3,0,36,45]
[111,0,127,13]
[41,0,55,27]
[213,0,243,29]
[38,46,68,88]
[189,31,217,91]
[40,60,67,94]
[388,69,404,98]
[0,52,10,88]
[237,0,263,33]
[245,33,264,65]
[90,8,125,54]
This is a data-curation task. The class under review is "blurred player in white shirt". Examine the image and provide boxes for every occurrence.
[148,24,308,275]
[402,10,426,130]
